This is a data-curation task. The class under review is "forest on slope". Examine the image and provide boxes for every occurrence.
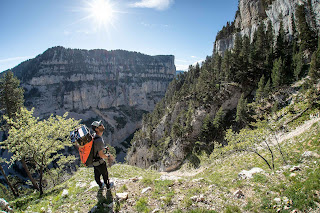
[127,1,320,171]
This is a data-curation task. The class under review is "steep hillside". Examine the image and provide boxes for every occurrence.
[127,0,320,170]
[3,97,320,212]
[3,47,176,161]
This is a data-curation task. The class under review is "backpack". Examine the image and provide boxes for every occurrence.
[70,125,94,167]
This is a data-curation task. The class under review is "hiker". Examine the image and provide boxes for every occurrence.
[91,120,112,190]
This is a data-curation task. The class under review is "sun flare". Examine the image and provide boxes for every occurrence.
[87,0,115,29]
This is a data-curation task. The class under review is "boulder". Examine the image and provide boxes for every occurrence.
[141,187,152,194]
[129,176,142,182]
[116,193,129,201]
[290,166,301,172]
[302,151,320,158]
[62,189,69,197]
[238,167,264,179]
[289,173,297,177]
[274,197,281,204]
[233,190,245,199]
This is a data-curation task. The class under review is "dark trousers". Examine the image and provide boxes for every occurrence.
[93,161,109,188]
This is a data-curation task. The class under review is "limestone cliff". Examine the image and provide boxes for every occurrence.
[10,46,176,161]
[215,0,320,55]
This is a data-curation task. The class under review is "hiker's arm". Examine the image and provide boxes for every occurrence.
[74,142,79,151]
[98,149,109,159]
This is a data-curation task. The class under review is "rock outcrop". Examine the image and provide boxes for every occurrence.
[9,46,176,161]
[215,0,320,55]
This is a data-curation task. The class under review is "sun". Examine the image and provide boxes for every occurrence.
[87,0,116,30]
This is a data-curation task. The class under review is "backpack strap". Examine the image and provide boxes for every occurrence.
[92,136,105,166]
[93,136,99,161]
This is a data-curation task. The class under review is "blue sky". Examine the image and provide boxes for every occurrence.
[0,0,238,72]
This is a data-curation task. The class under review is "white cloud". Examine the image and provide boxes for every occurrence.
[141,22,152,27]
[0,56,33,64]
[0,56,34,72]
[175,64,189,71]
[175,58,204,71]
[64,30,71,35]
[140,22,170,28]
[130,0,174,10]
[192,59,204,66]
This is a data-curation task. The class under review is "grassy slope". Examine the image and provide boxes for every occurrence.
[9,121,320,212]
[5,86,320,213]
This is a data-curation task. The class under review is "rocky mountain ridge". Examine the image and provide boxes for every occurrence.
[214,0,320,55]
[6,46,176,161]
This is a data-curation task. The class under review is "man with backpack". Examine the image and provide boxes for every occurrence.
[91,120,112,190]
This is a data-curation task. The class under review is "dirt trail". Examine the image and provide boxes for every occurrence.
[278,117,320,143]
[162,117,320,178]
[160,167,206,178]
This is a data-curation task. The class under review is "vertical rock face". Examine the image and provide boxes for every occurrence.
[235,0,266,30]
[11,46,176,161]
[215,0,320,55]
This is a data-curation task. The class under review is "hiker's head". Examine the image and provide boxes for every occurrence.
[91,120,105,133]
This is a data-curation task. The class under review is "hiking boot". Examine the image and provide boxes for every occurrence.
[99,183,105,189]
[106,182,114,190]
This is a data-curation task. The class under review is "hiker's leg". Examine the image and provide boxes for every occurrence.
[101,162,110,188]
[94,166,102,187]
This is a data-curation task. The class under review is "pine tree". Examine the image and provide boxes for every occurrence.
[0,71,24,197]
[213,107,225,129]
[200,114,211,142]
[265,21,274,78]
[232,34,244,83]
[222,50,232,82]
[247,31,259,83]
[275,19,285,59]
[291,13,297,37]
[264,78,271,97]
[256,22,267,60]
[236,93,248,126]
[242,35,251,64]
[266,20,274,50]
[212,106,225,141]
[255,22,268,80]
[309,37,320,84]
[272,101,279,114]
[296,4,317,51]
[256,75,265,101]
[271,57,283,89]
[233,34,243,57]
[196,67,218,103]
[241,35,251,77]
[0,71,24,120]
[213,54,222,83]
[293,52,304,80]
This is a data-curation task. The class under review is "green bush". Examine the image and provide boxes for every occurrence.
[224,205,241,213]
[135,197,150,213]
[253,173,268,183]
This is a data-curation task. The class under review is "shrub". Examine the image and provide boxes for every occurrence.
[135,197,150,213]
